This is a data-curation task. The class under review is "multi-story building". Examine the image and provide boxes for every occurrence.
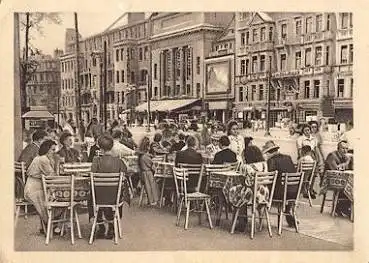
[204,18,235,123]
[26,49,63,115]
[142,12,234,121]
[234,12,353,126]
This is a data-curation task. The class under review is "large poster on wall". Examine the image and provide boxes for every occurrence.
[206,61,230,94]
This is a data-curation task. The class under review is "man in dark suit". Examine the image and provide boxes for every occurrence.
[175,135,203,190]
[262,140,297,227]
[212,136,237,164]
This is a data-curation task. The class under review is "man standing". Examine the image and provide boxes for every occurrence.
[110,130,136,157]
[262,140,298,227]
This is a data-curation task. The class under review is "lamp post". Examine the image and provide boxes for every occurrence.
[91,49,105,129]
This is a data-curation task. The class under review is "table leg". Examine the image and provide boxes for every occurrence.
[159,178,166,208]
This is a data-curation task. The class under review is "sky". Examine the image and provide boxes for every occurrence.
[19,9,141,56]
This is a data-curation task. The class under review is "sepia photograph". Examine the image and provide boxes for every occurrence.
[11,9,356,252]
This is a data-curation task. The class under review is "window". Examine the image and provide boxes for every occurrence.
[260,27,266,41]
[245,59,249,75]
[121,70,124,82]
[306,17,313,33]
[120,48,124,61]
[295,51,302,69]
[259,84,264,100]
[252,56,257,73]
[239,87,244,102]
[315,46,322,65]
[241,32,245,46]
[116,71,120,83]
[116,49,119,61]
[295,19,302,35]
[349,13,353,27]
[337,79,345,97]
[196,83,201,97]
[154,64,157,79]
[131,71,135,83]
[326,14,331,30]
[341,13,349,29]
[196,57,200,75]
[350,78,353,97]
[313,80,320,98]
[240,60,246,75]
[325,46,330,65]
[304,81,310,99]
[144,46,148,60]
[260,55,265,71]
[246,31,250,44]
[269,27,273,41]
[305,48,312,67]
[252,29,258,42]
[139,48,143,61]
[316,15,323,32]
[229,43,233,49]
[280,54,287,71]
[251,85,256,100]
[341,45,348,64]
[281,23,287,39]
[154,87,158,97]
[349,44,353,63]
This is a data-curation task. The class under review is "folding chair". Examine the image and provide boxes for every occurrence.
[61,162,92,176]
[173,167,213,230]
[272,172,304,235]
[203,163,232,226]
[42,175,82,245]
[226,161,241,171]
[122,155,138,196]
[297,161,317,207]
[14,161,33,227]
[320,170,348,216]
[230,171,278,239]
[89,172,124,244]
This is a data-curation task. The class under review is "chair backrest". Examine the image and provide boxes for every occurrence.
[172,167,189,200]
[152,155,166,163]
[61,162,92,175]
[42,175,74,204]
[178,163,204,192]
[253,171,278,208]
[122,155,139,173]
[297,160,317,184]
[323,170,348,190]
[203,164,232,191]
[90,172,124,207]
[154,161,174,178]
[281,172,304,203]
[225,161,240,171]
[14,161,26,183]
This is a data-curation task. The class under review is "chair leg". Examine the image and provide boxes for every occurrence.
[70,207,75,245]
[45,209,53,245]
[113,210,119,245]
[204,199,213,229]
[14,205,21,228]
[230,208,239,234]
[216,196,223,226]
[331,191,339,217]
[176,197,184,226]
[250,210,255,239]
[350,202,354,222]
[292,204,299,233]
[117,207,122,239]
[74,208,82,239]
[278,206,283,236]
[185,200,190,230]
[60,209,67,237]
[89,208,99,244]
[159,179,166,208]
[265,208,272,237]
[24,205,28,219]
[307,189,313,207]
[197,201,202,225]
[320,193,326,214]
[258,207,264,231]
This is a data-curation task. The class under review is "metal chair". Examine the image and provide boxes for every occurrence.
[203,163,232,226]
[173,167,213,230]
[61,162,92,176]
[272,172,304,235]
[122,155,139,195]
[14,161,33,227]
[89,172,124,244]
[297,160,317,207]
[225,161,241,171]
[178,163,204,192]
[320,170,349,216]
[230,171,278,239]
[41,175,82,245]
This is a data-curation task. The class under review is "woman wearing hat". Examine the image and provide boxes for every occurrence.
[227,120,245,163]
[206,133,221,156]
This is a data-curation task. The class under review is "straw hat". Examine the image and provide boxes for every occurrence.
[261,140,280,154]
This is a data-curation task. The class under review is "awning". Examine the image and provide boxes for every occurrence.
[136,99,200,112]
[22,109,54,119]
[208,101,228,110]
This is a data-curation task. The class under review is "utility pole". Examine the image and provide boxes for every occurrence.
[103,41,107,130]
[264,56,272,137]
[74,12,82,138]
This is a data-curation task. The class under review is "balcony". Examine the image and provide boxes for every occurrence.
[314,31,333,42]
[209,48,234,57]
[247,42,274,53]
[272,69,301,79]
[337,28,353,41]
[238,45,249,55]
[235,72,268,84]
[313,65,332,74]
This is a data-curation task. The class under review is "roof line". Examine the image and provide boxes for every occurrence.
[104,12,128,33]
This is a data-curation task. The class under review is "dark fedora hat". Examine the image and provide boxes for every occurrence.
[262,140,280,154]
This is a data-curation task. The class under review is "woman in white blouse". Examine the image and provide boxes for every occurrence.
[227,120,245,163]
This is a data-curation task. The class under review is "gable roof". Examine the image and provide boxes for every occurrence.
[248,12,273,25]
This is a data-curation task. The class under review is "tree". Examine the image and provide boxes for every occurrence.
[19,12,62,114]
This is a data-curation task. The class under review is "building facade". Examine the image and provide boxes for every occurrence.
[234,12,353,126]
[26,49,63,115]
